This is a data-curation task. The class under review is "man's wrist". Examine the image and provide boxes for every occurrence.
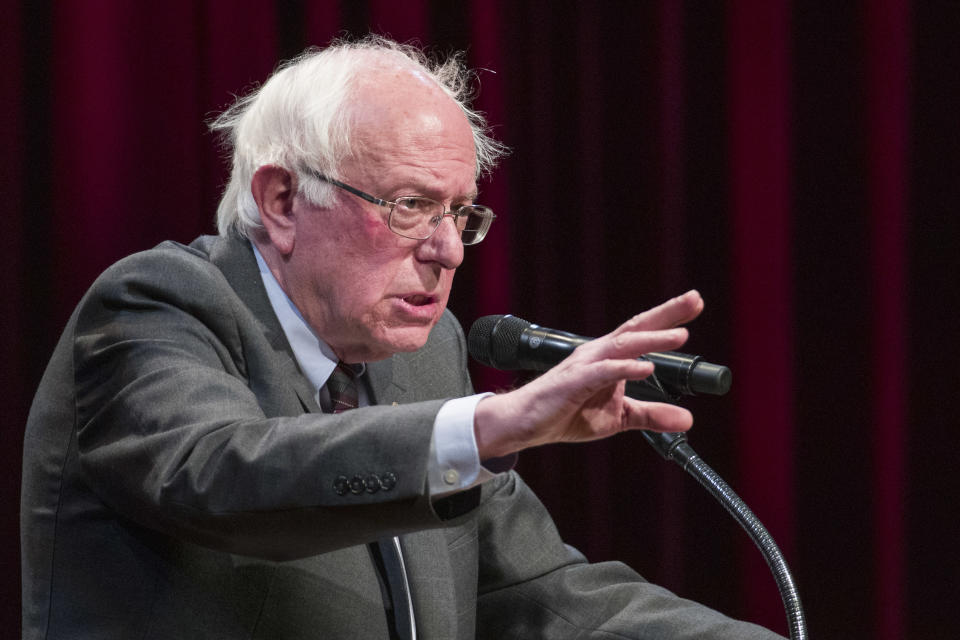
[473,393,523,461]
[429,393,501,497]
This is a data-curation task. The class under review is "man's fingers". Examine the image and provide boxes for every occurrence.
[576,327,690,362]
[622,398,694,433]
[614,290,704,335]
[536,357,655,399]
[569,291,703,364]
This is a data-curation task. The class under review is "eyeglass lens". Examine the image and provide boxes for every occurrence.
[390,197,492,245]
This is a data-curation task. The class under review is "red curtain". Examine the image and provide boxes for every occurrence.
[4,2,958,638]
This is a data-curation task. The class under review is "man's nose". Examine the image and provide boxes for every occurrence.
[417,214,463,269]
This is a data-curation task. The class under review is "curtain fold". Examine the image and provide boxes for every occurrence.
[727,0,795,630]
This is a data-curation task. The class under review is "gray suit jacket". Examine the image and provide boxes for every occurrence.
[22,235,783,639]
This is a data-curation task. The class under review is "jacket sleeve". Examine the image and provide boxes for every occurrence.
[473,471,786,639]
[71,244,460,560]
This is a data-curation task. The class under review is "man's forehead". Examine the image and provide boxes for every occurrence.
[349,67,458,127]
[379,63,440,90]
[340,68,477,197]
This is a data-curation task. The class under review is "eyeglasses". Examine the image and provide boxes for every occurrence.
[303,168,496,245]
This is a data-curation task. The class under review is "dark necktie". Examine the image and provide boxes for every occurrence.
[325,362,416,640]
[326,361,360,413]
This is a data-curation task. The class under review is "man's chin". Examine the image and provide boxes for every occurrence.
[349,325,435,362]
[382,326,435,354]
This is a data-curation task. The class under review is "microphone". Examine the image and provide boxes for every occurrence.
[467,314,731,402]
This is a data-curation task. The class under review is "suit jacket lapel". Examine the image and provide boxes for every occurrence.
[199,234,321,414]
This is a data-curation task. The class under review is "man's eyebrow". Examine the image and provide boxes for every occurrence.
[390,180,477,202]
[417,187,479,203]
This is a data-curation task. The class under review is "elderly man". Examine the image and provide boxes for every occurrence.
[22,38,783,639]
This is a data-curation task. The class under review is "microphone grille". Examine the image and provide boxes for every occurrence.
[467,314,531,369]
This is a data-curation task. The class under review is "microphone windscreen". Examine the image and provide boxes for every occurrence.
[467,315,531,369]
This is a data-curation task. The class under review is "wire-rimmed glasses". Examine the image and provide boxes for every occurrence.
[303,169,496,245]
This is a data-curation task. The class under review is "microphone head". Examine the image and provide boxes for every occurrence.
[689,360,732,395]
[467,314,532,369]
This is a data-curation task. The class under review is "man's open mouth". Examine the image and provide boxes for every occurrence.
[402,294,433,306]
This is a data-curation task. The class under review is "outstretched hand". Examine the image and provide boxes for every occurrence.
[473,290,704,459]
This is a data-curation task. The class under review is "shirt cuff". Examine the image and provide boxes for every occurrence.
[428,393,514,498]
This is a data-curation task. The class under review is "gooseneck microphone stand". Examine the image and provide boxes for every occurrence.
[466,315,807,638]
[641,430,807,640]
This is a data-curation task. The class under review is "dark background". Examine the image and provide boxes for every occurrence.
[3,2,958,638]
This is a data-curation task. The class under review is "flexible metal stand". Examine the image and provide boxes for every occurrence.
[641,431,808,640]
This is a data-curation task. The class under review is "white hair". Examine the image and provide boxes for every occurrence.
[209,35,508,238]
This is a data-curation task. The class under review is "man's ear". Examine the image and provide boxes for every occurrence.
[251,165,296,255]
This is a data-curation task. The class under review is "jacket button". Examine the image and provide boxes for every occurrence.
[349,475,365,495]
[364,474,381,493]
[380,471,397,491]
[333,475,349,496]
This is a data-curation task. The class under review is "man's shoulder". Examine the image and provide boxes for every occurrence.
[419,308,467,358]
[433,308,465,338]
[87,235,242,303]
[385,308,472,398]
[67,236,265,352]
[95,235,214,279]
[114,234,232,274]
